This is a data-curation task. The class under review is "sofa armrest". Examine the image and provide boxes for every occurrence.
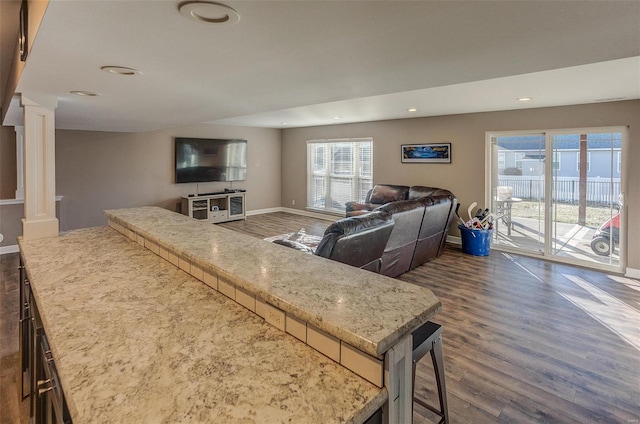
[345,201,376,215]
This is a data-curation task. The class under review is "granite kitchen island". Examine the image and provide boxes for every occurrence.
[19,206,441,423]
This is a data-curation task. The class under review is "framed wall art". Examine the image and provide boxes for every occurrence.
[19,0,28,62]
[401,143,451,164]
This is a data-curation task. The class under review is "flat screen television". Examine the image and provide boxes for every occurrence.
[175,138,247,183]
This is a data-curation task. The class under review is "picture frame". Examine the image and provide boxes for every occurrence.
[19,0,28,62]
[401,143,451,163]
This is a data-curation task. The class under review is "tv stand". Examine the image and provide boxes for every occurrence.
[194,188,246,197]
[181,192,246,223]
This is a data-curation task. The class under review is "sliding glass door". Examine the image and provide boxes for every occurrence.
[549,131,623,267]
[488,128,625,272]
[489,133,546,254]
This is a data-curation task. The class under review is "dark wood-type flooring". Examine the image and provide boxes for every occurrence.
[1,212,638,423]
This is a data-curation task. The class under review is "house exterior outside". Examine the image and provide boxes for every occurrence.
[496,133,622,205]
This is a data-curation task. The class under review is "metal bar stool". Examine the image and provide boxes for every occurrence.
[412,321,449,424]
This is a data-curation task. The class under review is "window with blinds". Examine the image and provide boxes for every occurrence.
[307,138,373,213]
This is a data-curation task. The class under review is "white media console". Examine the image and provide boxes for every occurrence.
[181,192,246,223]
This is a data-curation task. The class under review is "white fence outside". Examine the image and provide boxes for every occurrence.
[498,176,621,206]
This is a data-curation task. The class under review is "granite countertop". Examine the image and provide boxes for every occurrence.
[105,206,441,358]
[19,227,387,424]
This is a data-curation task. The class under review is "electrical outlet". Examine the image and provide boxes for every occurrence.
[292,199,296,205]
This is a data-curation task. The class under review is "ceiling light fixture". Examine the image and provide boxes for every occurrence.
[333,116,342,120]
[517,97,533,102]
[101,66,141,76]
[71,91,101,96]
[178,1,240,25]
[407,108,417,112]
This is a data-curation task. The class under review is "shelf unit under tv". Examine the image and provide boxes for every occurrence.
[181,192,246,223]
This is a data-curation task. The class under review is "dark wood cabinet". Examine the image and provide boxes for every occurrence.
[19,258,32,400]
[20,257,72,424]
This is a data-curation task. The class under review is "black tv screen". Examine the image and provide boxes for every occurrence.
[175,138,247,183]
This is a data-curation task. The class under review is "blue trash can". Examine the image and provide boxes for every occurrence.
[458,224,492,256]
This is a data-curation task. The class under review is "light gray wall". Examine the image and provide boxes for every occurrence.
[0,202,23,248]
[281,100,640,270]
[0,125,19,249]
[55,124,281,231]
[0,125,16,199]
[0,200,61,249]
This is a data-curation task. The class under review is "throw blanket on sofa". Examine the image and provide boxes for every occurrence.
[264,230,323,252]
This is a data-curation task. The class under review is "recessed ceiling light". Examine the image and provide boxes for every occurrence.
[101,66,141,76]
[71,91,101,96]
[517,97,533,102]
[178,1,240,25]
[407,108,418,112]
[333,116,342,120]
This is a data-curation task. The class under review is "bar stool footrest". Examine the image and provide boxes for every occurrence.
[411,321,449,424]
[413,396,445,424]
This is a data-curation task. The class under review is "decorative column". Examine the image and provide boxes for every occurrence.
[15,126,24,199]
[21,94,59,240]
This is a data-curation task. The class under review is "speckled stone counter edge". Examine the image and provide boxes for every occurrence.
[107,217,390,386]
[104,206,441,388]
[18,228,389,424]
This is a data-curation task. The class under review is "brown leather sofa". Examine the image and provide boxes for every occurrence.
[345,184,457,277]
[345,184,411,216]
[273,211,395,273]
[411,194,456,268]
[346,184,455,216]
[375,199,426,277]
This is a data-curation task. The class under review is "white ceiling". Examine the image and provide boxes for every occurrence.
[5,0,640,132]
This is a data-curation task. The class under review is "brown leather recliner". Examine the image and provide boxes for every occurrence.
[344,184,457,275]
[410,194,456,270]
[273,211,395,273]
[345,184,410,216]
[345,184,455,216]
[375,200,426,277]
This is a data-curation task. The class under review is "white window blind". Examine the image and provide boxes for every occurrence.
[307,138,373,213]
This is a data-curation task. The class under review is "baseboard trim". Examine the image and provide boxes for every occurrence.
[447,236,461,246]
[625,267,640,279]
[281,207,339,221]
[0,245,19,255]
[248,207,338,222]
[246,207,284,216]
